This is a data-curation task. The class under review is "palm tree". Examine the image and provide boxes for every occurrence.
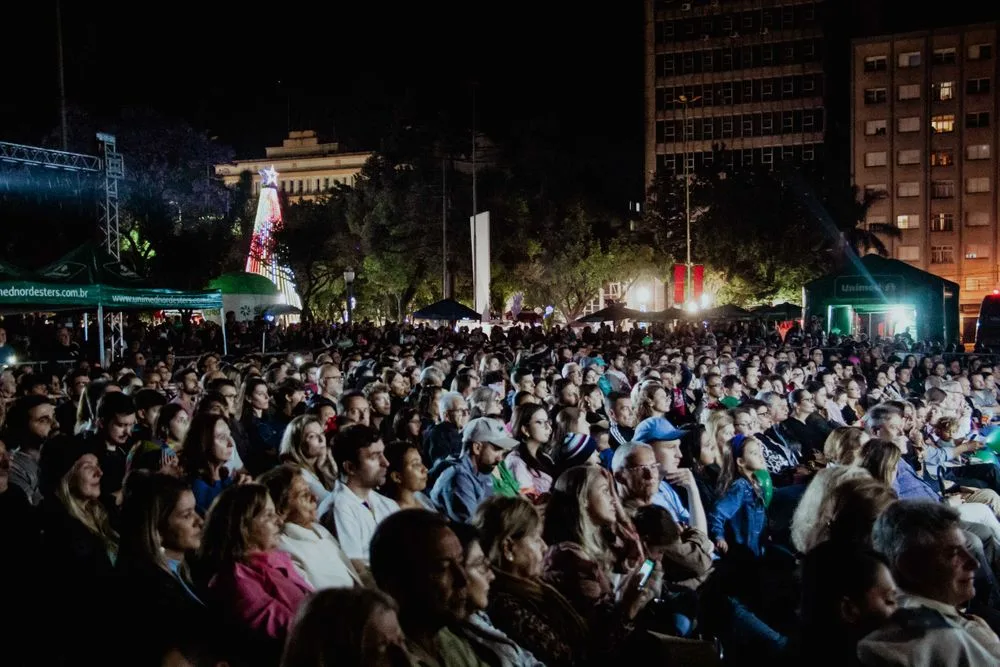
[827,184,901,258]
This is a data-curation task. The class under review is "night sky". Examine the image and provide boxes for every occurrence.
[5,2,644,203]
[4,1,1000,207]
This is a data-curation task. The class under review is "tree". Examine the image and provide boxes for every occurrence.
[345,154,443,320]
[274,190,357,322]
[820,183,899,259]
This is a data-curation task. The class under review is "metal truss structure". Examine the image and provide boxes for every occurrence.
[0,135,127,362]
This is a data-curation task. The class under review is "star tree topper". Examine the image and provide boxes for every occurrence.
[259,165,279,187]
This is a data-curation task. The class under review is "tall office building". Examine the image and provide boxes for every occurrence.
[852,24,998,339]
[644,0,827,187]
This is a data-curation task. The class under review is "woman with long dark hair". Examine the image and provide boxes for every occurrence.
[180,413,246,515]
[506,403,556,498]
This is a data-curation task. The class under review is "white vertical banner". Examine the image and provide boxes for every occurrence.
[471,211,491,322]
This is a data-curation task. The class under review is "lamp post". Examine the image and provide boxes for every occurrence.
[677,94,702,307]
[344,268,355,324]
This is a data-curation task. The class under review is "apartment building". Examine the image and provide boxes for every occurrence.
[644,0,827,187]
[852,24,998,339]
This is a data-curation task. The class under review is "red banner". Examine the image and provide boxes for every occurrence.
[673,264,686,304]
[692,264,704,301]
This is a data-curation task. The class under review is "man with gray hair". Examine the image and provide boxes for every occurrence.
[423,391,469,464]
[860,500,1000,665]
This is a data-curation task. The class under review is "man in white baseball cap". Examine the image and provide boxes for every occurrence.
[429,417,519,522]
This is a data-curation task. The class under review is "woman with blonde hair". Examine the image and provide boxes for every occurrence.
[791,427,872,553]
[279,414,337,504]
[859,439,902,488]
[542,465,661,656]
[704,409,735,492]
[822,426,869,466]
[37,435,119,661]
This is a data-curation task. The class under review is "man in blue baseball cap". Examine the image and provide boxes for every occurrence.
[632,418,708,536]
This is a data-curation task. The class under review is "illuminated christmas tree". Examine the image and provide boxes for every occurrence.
[246,165,302,312]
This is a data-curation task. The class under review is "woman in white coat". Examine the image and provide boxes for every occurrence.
[259,464,363,590]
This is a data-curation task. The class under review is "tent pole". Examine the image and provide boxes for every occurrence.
[83,312,89,342]
[222,320,229,357]
[97,304,105,367]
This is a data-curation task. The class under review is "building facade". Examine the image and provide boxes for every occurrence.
[215,130,372,202]
[852,24,998,339]
[644,0,827,187]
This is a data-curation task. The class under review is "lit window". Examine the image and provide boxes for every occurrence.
[967,277,988,291]
[967,177,991,193]
[896,214,920,229]
[897,149,920,165]
[866,120,887,136]
[931,114,955,133]
[967,212,990,227]
[931,246,955,264]
[931,181,955,198]
[897,116,920,133]
[966,244,990,260]
[969,44,992,60]
[898,51,921,67]
[930,150,954,166]
[897,182,920,197]
[967,144,991,160]
[933,81,955,100]
[931,213,954,231]
[866,151,888,167]
[864,55,888,72]
[967,112,990,129]
[864,88,888,104]
[897,246,921,261]
[898,84,920,100]
[933,48,957,65]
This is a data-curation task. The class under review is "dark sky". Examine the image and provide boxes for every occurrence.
[5,1,645,202]
[5,1,1000,207]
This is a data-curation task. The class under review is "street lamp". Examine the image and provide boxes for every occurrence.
[676,94,702,308]
[344,268,356,324]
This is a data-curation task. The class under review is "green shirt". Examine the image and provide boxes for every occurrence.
[492,460,521,498]
[406,626,491,667]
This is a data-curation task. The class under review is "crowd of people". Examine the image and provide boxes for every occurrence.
[3,316,1000,666]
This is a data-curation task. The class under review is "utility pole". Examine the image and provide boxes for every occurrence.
[56,0,68,150]
[678,94,701,306]
[442,157,448,298]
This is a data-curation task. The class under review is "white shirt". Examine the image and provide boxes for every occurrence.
[278,521,361,591]
[318,480,399,563]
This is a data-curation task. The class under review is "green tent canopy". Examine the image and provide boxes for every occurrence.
[208,272,281,296]
[0,243,224,360]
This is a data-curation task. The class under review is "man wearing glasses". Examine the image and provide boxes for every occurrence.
[315,363,345,407]
[424,391,470,464]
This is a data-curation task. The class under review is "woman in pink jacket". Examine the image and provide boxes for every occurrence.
[200,483,313,650]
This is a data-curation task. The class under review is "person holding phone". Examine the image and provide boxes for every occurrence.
[542,465,663,658]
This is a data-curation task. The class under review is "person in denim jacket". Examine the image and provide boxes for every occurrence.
[710,434,768,557]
